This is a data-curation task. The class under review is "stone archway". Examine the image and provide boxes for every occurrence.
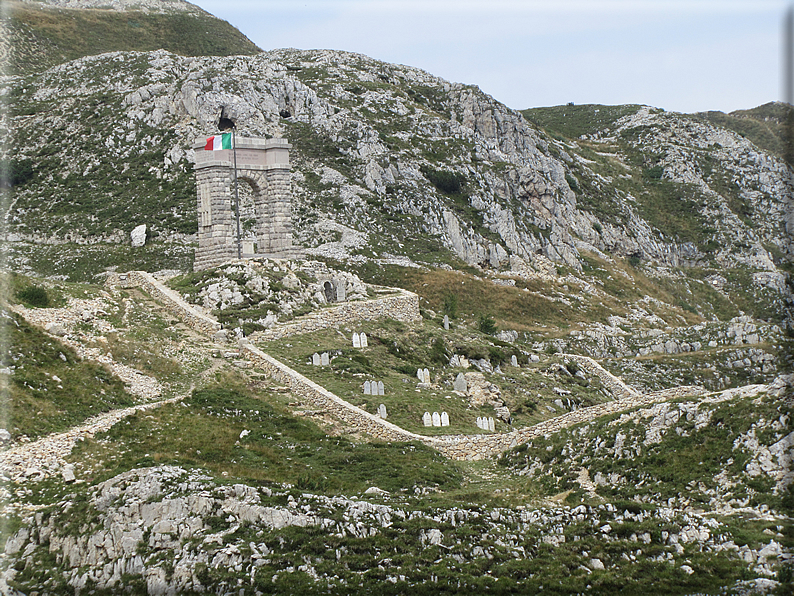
[193,136,301,270]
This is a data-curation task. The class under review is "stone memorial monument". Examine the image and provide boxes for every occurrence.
[441,412,449,427]
[353,333,361,348]
[432,412,441,427]
[364,381,371,395]
[360,333,368,348]
[193,136,301,270]
[378,404,387,419]
[423,412,432,427]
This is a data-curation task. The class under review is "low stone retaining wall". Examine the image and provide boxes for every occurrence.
[240,342,706,461]
[562,354,641,399]
[105,271,221,336]
[104,270,709,460]
[253,290,421,342]
[240,343,427,444]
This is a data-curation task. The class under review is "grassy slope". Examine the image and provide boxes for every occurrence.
[696,102,789,160]
[1,309,136,440]
[521,104,644,139]
[6,2,262,73]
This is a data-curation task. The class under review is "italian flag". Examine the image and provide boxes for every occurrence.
[204,133,232,150]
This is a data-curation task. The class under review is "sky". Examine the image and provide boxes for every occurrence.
[192,0,789,115]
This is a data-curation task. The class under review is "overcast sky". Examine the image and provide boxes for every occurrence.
[191,0,790,114]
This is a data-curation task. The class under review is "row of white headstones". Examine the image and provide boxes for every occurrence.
[422,411,450,427]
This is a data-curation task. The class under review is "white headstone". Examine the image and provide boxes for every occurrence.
[321,352,329,366]
[364,381,371,395]
[453,372,467,393]
[417,369,425,383]
[378,404,387,419]
[432,412,441,427]
[511,355,518,367]
[443,315,449,330]
[131,224,147,247]
[441,412,449,427]
[423,368,430,384]
[312,353,321,366]
[360,333,368,348]
[335,279,346,302]
[423,412,432,427]
[377,381,384,396]
[476,416,483,429]
[353,333,361,348]
[488,417,495,432]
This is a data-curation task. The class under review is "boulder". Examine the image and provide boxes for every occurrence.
[131,224,147,247]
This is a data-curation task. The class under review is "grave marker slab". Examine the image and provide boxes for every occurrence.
[417,369,425,383]
[378,404,387,419]
[423,368,431,384]
[364,381,371,395]
[312,353,321,366]
[453,373,467,393]
[335,279,346,302]
[476,416,483,429]
[423,412,432,427]
[377,381,384,396]
[441,412,449,427]
[488,417,495,432]
[321,352,329,366]
[360,333,368,348]
[511,355,518,367]
[432,412,441,427]
[443,315,449,331]
[353,333,361,348]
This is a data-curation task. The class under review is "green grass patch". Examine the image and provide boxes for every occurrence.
[70,378,462,495]
[1,311,136,440]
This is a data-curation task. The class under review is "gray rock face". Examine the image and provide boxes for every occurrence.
[8,48,789,286]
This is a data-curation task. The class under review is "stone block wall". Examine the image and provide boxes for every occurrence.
[193,137,297,271]
[105,270,709,461]
[563,354,641,400]
[254,291,421,342]
[104,271,221,336]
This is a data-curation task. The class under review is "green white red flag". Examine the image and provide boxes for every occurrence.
[205,133,232,150]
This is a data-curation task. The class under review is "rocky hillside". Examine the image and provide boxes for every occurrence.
[1,8,793,594]
[1,0,261,74]
[3,49,791,314]
[0,276,791,595]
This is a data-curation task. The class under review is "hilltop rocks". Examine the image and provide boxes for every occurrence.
[9,46,790,284]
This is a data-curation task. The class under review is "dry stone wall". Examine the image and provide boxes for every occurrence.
[253,290,421,341]
[108,269,713,460]
[563,354,642,399]
[104,271,221,336]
